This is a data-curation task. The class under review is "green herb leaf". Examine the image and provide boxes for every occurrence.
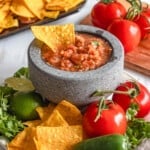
[91,41,100,48]
[13,67,29,79]
[125,103,150,149]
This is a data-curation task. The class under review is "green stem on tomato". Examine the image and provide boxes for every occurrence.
[94,96,108,122]
[101,0,114,4]
[92,88,138,98]
[126,0,142,20]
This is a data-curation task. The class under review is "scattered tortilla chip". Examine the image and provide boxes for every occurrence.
[34,125,83,150]
[41,109,69,126]
[31,24,75,52]
[7,100,85,150]
[8,127,36,150]
[10,0,35,18]
[23,120,42,127]
[54,100,83,125]
[36,103,55,121]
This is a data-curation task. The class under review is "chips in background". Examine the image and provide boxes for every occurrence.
[10,0,35,18]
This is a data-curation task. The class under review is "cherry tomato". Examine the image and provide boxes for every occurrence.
[82,100,127,138]
[134,8,150,39]
[112,81,150,118]
[91,1,126,29]
[107,19,141,53]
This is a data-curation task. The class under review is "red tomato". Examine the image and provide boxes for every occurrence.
[107,19,141,53]
[91,1,126,29]
[112,81,150,118]
[134,8,150,39]
[82,100,127,138]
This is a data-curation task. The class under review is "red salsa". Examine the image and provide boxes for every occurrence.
[41,33,112,72]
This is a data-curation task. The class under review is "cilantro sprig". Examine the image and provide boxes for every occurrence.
[0,67,28,140]
[125,103,150,149]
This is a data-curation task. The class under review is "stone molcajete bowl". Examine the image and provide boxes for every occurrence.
[28,25,124,106]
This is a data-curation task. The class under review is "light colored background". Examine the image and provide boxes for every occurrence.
[0,0,149,91]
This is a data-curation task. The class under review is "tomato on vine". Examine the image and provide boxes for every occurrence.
[82,98,127,138]
[91,0,126,29]
[112,81,150,118]
[133,7,150,39]
[107,19,141,53]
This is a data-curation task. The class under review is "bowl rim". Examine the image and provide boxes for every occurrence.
[28,24,124,81]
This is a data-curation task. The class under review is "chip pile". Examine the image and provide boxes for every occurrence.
[0,0,84,34]
[7,100,86,150]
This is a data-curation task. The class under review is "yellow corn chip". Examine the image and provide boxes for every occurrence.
[23,120,42,127]
[24,0,45,19]
[10,0,35,18]
[45,0,84,11]
[36,103,55,121]
[34,125,83,150]
[0,15,18,29]
[7,127,36,150]
[41,110,69,126]
[0,1,11,22]
[54,100,83,125]
[31,24,75,52]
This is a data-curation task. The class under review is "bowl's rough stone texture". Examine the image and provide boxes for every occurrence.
[28,25,124,106]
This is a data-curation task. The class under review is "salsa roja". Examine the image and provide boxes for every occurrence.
[41,33,112,72]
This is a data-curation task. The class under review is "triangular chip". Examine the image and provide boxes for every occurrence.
[7,127,36,150]
[0,1,11,22]
[54,100,83,125]
[41,109,69,126]
[45,0,84,11]
[31,24,75,52]
[24,0,45,19]
[34,125,83,150]
[10,0,35,18]
[36,103,55,121]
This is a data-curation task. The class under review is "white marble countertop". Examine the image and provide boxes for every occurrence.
[0,0,149,91]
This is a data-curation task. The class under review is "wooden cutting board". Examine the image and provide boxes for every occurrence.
[80,14,150,76]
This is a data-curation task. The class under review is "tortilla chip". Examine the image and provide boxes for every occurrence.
[45,0,84,11]
[24,0,45,19]
[8,100,84,150]
[0,15,18,29]
[36,103,55,121]
[0,1,11,22]
[42,10,60,19]
[54,100,83,125]
[7,127,36,150]
[31,24,75,52]
[34,125,83,150]
[0,28,3,33]
[23,120,42,127]
[41,109,69,126]
[10,0,35,18]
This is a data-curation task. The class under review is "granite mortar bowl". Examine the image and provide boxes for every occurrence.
[28,25,124,106]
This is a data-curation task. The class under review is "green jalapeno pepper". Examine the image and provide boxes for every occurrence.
[73,134,128,150]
